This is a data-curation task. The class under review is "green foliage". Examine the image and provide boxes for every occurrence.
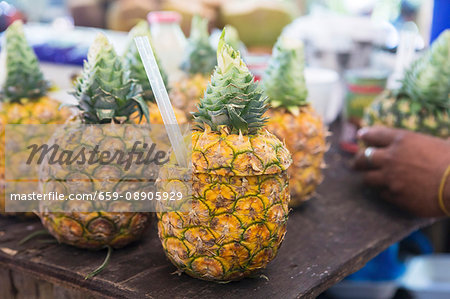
[73,34,149,124]
[263,36,308,115]
[193,30,267,134]
[180,16,216,75]
[398,29,450,112]
[0,20,49,102]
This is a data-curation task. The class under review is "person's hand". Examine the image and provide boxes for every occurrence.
[354,126,450,217]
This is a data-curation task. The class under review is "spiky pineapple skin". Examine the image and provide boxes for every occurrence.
[157,128,291,281]
[265,105,327,206]
[0,97,72,216]
[40,211,150,250]
[37,121,152,249]
[170,74,209,117]
[363,91,450,138]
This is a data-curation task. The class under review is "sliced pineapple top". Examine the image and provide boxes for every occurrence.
[0,20,49,102]
[180,16,216,75]
[193,30,267,135]
[123,20,169,103]
[399,29,450,111]
[263,36,308,115]
[192,128,291,176]
[73,34,149,124]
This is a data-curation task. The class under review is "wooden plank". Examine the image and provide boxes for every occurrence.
[0,125,436,299]
[0,267,15,299]
[0,267,95,299]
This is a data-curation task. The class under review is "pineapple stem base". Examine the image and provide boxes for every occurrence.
[85,246,113,280]
[18,229,52,246]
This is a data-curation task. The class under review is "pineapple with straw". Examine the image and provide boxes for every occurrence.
[136,30,293,281]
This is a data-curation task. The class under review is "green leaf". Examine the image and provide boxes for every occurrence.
[73,34,148,124]
[133,94,150,123]
[180,15,216,75]
[263,36,308,110]
[193,29,266,134]
[0,20,49,102]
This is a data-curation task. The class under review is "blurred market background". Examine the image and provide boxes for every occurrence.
[0,0,445,128]
[0,0,449,298]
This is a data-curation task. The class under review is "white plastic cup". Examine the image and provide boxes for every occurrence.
[304,67,341,124]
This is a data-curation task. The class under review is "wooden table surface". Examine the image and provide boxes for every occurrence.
[0,126,436,299]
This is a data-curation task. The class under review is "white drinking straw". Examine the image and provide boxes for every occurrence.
[134,36,188,167]
[388,26,417,90]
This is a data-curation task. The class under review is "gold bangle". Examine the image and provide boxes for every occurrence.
[438,165,450,216]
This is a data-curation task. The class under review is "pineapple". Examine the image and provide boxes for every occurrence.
[263,36,327,207]
[37,34,151,249]
[0,20,71,216]
[156,31,292,281]
[363,29,450,137]
[123,20,187,125]
[170,15,216,117]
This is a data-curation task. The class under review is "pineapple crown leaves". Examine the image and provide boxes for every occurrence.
[0,20,50,102]
[224,25,241,51]
[180,15,217,75]
[193,30,267,135]
[72,34,149,124]
[123,20,169,103]
[398,29,450,112]
[263,36,308,115]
